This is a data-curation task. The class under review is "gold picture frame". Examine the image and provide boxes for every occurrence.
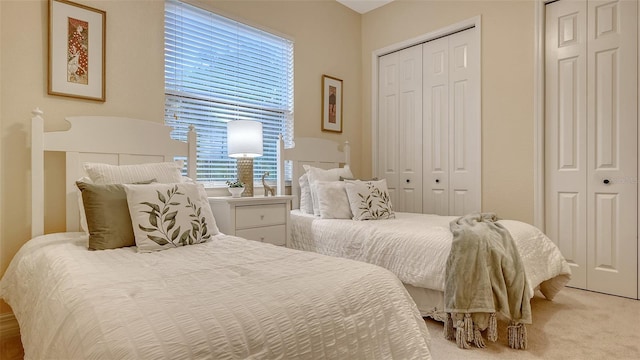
[48,0,106,101]
[321,75,343,133]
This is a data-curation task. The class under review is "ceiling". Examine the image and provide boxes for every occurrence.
[336,0,394,14]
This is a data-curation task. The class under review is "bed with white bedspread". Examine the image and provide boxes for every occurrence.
[277,136,571,324]
[290,210,571,320]
[0,110,432,359]
[1,232,431,359]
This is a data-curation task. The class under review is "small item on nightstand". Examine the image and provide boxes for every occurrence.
[262,171,276,196]
[226,180,245,198]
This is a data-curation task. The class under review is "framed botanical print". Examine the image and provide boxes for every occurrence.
[48,0,106,101]
[321,75,343,133]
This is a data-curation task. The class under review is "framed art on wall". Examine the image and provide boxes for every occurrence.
[48,0,106,101]
[321,75,343,133]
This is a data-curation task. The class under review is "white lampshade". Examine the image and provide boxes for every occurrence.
[227,120,263,158]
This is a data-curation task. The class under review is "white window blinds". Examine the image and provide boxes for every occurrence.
[164,0,294,186]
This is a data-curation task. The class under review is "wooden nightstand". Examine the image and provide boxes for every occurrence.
[208,195,293,246]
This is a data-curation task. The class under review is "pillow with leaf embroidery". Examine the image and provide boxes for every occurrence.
[344,179,396,220]
[123,183,220,252]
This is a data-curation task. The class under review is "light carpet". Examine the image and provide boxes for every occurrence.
[426,286,640,359]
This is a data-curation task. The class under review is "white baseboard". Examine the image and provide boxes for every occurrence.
[0,312,19,338]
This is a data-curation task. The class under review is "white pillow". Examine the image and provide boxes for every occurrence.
[84,161,184,185]
[298,173,313,214]
[123,182,219,252]
[344,179,395,220]
[304,164,353,216]
[315,181,352,219]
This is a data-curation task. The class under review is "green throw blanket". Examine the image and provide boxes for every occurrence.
[444,213,532,350]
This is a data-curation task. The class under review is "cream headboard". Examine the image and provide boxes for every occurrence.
[276,135,350,209]
[31,108,197,237]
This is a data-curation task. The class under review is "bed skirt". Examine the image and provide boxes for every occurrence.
[405,284,446,321]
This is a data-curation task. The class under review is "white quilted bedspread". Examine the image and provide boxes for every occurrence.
[290,211,571,301]
[0,233,432,360]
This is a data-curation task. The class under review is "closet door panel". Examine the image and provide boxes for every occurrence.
[448,29,481,216]
[423,37,449,215]
[378,53,400,203]
[377,45,423,212]
[398,46,424,213]
[586,0,637,298]
[545,0,588,289]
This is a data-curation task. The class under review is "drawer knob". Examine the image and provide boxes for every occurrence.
[260,215,265,220]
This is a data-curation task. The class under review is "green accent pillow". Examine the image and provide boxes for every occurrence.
[76,179,154,250]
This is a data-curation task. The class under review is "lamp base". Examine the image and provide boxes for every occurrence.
[236,157,254,197]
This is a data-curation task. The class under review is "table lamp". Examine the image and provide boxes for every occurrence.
[227,120,263,197]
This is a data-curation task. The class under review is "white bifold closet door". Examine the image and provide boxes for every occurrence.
[377,27,480,215]
[423,29,481,216]
[378,45,424,213]
[545,0,637,298]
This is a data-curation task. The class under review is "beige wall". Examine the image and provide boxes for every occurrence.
[361,0,536,223]
[0,0,362,313]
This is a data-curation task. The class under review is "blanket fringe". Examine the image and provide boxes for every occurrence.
[473,326,486,348]
[455,318,470,349]
[508,321,528,350]
[447,312,525,350]
[464,313,474,342]
[444,313,456,340]
[487,313,498,342]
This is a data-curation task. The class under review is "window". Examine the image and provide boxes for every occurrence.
[164,0,294,186]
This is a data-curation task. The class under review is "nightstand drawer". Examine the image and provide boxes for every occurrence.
[236,225,286,246]
[236,204,285,228]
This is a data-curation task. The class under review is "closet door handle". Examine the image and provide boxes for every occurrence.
[406,179,410,183]
[603,179,610,184]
